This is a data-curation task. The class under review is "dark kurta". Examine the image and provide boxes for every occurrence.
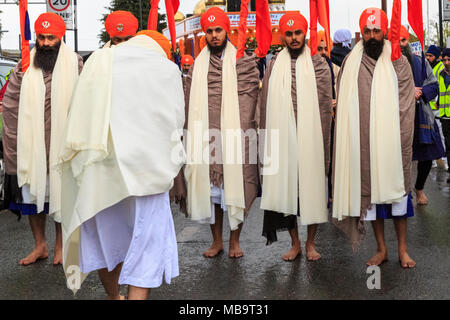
[173,50,261,215]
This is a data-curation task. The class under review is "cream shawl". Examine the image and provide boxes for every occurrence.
[185,42,245,231]
[260,47,328,226]
[332,40,405,221]
[59,35,185,293]
[17,41,79,222]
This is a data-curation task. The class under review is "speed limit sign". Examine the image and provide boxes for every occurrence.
[46,0,74,29]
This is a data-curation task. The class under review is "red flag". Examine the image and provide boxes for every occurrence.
[19,0,30,72]
[148,0,160,30]
[236,0,250,59]
[408,0,424,49]
[310,0,331,57]
[254,0,272,58]
[390,0,402,61]
[165,0,179,51]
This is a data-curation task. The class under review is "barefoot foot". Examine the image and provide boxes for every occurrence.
[415,189,428,205]
[282,244,302,261]
[53,244,63,266]
[305,241,321,261]
[228,243,244,259]
[20,245,49,266]
[366,250,388,266]
[203,242,224,258]
[399,251,416,268]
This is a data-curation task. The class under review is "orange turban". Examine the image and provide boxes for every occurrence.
[200,7,230,33]
[388,26,410,42]
[279,11,308,36]
[400,25,410,40]
[137,30,172,59]
[105,11,139,39]
[181,55,194,66]
[34,12,66,40]
[359,8,389,34]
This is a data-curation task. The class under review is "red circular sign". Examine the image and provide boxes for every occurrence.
[48,0,71,12]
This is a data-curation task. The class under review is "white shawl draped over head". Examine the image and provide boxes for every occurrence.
[59,35,185,293]
[184,42,245,231]
[333,40,405,221]
[17,41,79,222]
[260,47,328,226]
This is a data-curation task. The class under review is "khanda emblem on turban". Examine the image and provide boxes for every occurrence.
[368,15,376,23]
[116,23,125,32]
[287,19,295,27]
[208,15,216,23]
[42,21,51,29]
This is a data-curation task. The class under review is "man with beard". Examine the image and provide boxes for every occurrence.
[392,26,444,205]
[59,30,184,300]
[2,13,83,265]
[181,54,194,90]
[333,8,416,268]
[258,12,332,261]
[171,7,260,258]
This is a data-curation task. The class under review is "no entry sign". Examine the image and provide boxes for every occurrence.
[46,0,74,29]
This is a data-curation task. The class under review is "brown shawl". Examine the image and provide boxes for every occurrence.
[171,52,260,215]
[257,53,333,175]
[2,56,84,175]
[332,53,415,245]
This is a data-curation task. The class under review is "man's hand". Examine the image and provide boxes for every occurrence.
[415,87,423,100]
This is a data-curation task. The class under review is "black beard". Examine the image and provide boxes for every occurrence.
[363,38,384,61]
[287,42,305,59]
[207,37,228,56]
[401,44,414,71]
[34,40,61,73]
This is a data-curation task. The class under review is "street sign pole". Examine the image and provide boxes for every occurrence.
[74,0,78,52]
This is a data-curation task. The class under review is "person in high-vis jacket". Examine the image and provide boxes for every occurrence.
[437,49,450,182]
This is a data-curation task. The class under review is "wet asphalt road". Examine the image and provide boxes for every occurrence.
[0,165,449,300]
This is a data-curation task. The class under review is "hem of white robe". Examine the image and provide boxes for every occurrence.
[79,192,178,288]
[363,194,409,221]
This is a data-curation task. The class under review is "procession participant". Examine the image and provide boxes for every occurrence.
[395,26,443,205]
[437,49,450,183]
[181,54,194,76]
[317,30,339,199]
[181,54,194,91]
[172,7,260,259]
[331,29,352,67]
[59,30,184,300]
[332,8,416,268]
[258,11,332,261]
[2,12,82,265]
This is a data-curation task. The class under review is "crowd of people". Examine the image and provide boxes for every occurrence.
[0,5,449,300]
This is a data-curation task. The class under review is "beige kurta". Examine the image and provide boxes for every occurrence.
[172,52,260,215]
[257,53,333,175]
[332,53,415,243]
[2,57,84,175]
